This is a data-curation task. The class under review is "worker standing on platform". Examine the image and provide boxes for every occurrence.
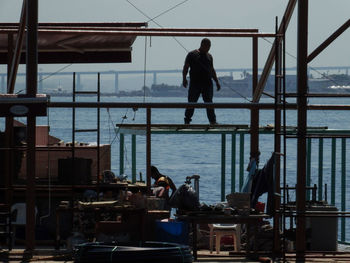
[182,38,221,125]
[150,166,177,201]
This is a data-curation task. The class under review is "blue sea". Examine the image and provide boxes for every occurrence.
[4,95,350,241]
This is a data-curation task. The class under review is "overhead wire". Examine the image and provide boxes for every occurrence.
[106,108,132,171]
[262,37,345,87]
[126,0,189,53]
[146,0,190,23]
[126,0,257,101]
[38,63,73,83]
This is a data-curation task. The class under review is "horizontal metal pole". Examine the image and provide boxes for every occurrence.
[285,93,350,98]
[308,104,350,110]
[0,29,278,38]
[1,26,259,33]
[48,102,295,109]
[48,102,350,111]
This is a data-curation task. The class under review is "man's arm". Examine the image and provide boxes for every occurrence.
[182,62,190,88]
[210,55,221,91]
[212,68,221,91]
[168,177,177,192]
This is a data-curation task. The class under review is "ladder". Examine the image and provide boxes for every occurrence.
[71,72,101,197]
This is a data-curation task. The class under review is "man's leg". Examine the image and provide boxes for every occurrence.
[202,85,217,124]
[184,86,200,124]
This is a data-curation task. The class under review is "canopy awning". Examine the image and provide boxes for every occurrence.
[0,22,147,64]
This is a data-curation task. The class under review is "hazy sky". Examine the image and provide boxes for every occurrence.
[0,0,349,74]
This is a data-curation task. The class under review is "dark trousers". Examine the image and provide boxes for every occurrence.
[184,83,216,123]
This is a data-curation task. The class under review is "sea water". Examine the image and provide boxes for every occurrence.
[5,95,350,241]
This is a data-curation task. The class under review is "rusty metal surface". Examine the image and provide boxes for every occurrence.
[0,23,147,64]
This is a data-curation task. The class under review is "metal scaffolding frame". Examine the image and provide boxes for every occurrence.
[0,0,349,259]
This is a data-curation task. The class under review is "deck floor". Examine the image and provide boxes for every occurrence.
[1,248,350,262]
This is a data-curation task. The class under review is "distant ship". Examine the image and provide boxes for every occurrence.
[148,73,350,98]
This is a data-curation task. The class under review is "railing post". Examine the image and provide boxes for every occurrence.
[341,138,346,242]
[331,138,336,205]
[146,108,152,189]
[239,133,245,190]
[132,134,136,183]
[221,134,226,201]
[318,138,323,200]
[306,138,311,201]
[119,133,124,176]
[231,133,236,193]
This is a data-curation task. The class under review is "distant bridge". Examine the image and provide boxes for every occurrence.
[1,66,349,94]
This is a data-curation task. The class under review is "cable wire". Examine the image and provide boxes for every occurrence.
[262,37,345,87]
[38,63,73,83]
[147,0,190,23]
[126,0,189,53]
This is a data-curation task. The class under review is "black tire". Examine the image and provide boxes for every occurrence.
[74,241,193,263]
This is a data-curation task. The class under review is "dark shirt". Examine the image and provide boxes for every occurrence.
[185,49,214,85]
[250,153,275,215]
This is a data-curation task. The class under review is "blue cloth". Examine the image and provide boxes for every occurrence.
[250,153,275,215]
[241,159,257,193]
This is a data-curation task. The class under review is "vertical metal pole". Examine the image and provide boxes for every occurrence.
[273,17,282,253]
[296,0,308,254]
[341,138,346,242]
[97,73,101,194]
[132,134,136,183]
[318,138,323,200]
[239,133,245,190]
[231,133,236,193]
[306,138,311,201]
[250,36,259,161]
[72,73,76,190]
[146,108,151,190]
[5,33,14,205]
[26,0,38,250]
[331,138,336,205]
[119,134,124,175]
[221,134,226,201]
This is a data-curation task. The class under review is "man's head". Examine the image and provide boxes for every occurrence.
[199,38,211,53]
[151,165,161,180]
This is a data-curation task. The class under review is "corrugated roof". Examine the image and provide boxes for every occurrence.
[0,22,147,64]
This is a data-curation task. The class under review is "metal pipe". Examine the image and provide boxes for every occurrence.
[252,0,297,102]
[132,134,136,183]
[97,73,101,194]
[318,138,323,200]
[146,108,151,190]
[307,19,350,63]
[36,27,260,33]
[331,138,336,205]
[0,28,278,38]
[306,138,312,201]
[7,0,26,94]
[296,0,308,254]
[273,16,282,253]
[26,0,38,250]
[341,138,346,242]
[119,134,124,176]
[48,102,297,109]
[250,37,259,160]
[231,133,236,193]
[221,134,226,201]
[239,133,245,190]
[0,22,148,27]
[0,24,258,33]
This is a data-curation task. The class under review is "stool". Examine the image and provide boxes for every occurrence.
[209,224,240,253]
